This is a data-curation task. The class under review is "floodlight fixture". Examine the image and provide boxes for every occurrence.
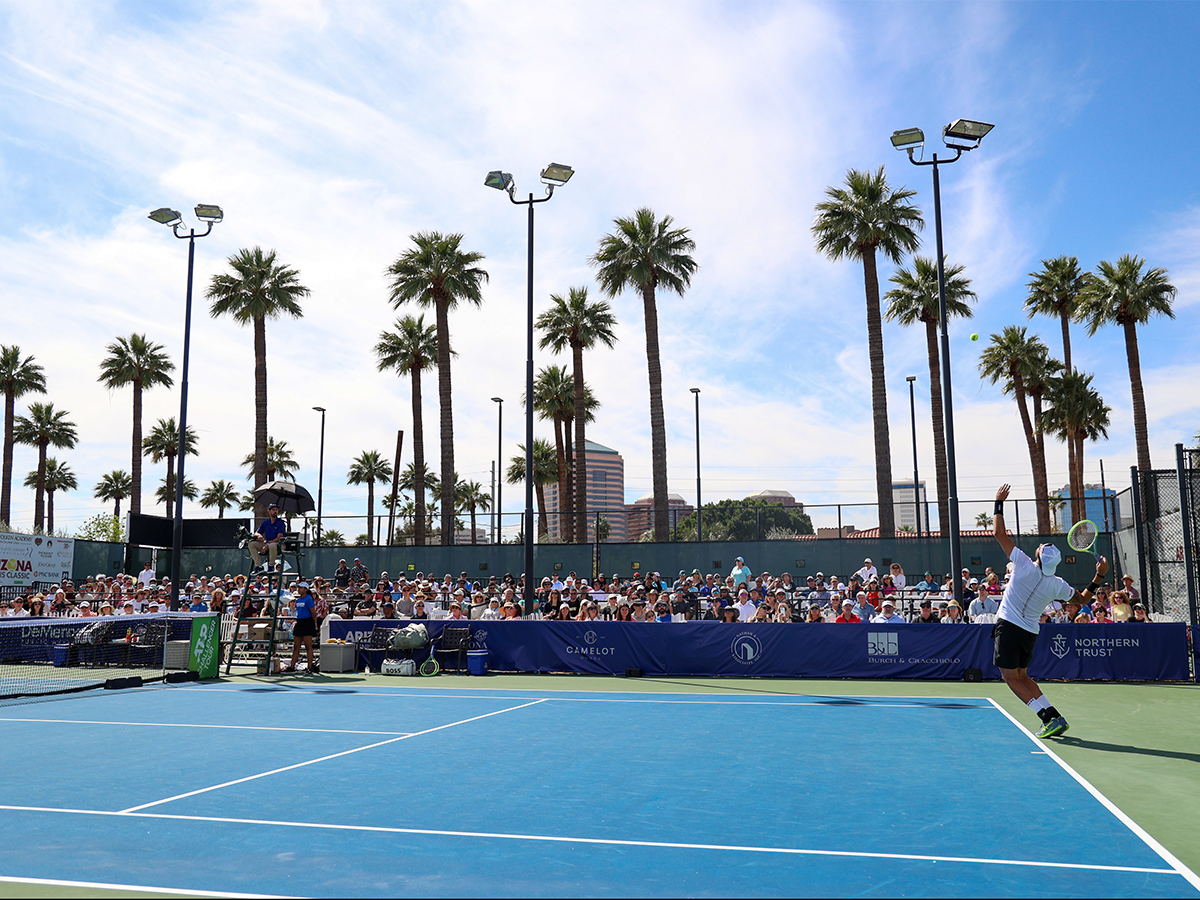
[148,207,183,227]
[539,162,574,187]
[194,204,224,223]
[942,119,993,150]
[890,128,925,152]
[485,170,514,192]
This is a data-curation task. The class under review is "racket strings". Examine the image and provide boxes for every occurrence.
[1069,520,1097,551]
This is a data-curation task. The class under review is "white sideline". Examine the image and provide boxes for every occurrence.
[118,698,545,813]
[0,874,292,898]
[0,803,1182,879]
[986,697,1200,892]
[0,715,412,736]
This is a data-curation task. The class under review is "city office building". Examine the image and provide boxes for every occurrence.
[544,440,628,542]
[892,481,929,533]
[1057,485,1120,532]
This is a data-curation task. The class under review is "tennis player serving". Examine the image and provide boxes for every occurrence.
[992,484,1108,738]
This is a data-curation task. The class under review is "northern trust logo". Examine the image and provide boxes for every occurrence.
[565,629,614,656]
[730,631,762,665]
[1052,633,1139,659]
[867,632,899,657]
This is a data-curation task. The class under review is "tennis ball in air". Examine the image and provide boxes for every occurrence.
[970,333,979,341]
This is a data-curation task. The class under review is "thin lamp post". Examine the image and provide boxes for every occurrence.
[690,388,702,542]
[906,376,921,538]
[892,119,993,605]
[148,204,222,611]
[492,397,503,544]
[312,407,326,548]
[485,164,574,615]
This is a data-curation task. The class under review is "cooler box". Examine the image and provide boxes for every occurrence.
[321,642,358,673]
[467,649,488,676]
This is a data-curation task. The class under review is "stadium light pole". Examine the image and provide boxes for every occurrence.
[690,387,702,542]
[485,163,574,615]
[312,406,326,548]
[148,204,222,611]
[906,376,921,539]
[491,396,503,544]
[892,119,993,604]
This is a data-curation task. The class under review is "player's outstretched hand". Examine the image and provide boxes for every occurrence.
[1095,555,1109,578]
[995,484,1011,503]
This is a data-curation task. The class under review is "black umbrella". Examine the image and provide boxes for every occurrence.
[253,480,316,515]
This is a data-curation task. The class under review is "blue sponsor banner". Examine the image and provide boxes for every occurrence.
[326,620,1190,681]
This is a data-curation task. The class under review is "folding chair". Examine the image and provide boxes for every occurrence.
[433,625,471,674]
[362,625,399,673]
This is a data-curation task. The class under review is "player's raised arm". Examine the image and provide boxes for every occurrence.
[1072,555,1110,605]
[992,484,1015,558]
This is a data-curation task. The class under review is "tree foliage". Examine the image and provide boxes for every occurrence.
[673,498,814,542]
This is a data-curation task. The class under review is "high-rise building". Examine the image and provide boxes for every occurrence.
[625,493,694,540]
[892,481,929,533]
[744,489,804,511]
[544,440,627,542]
[1057,484,1119,532]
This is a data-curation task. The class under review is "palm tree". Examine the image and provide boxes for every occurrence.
[200,479,239,518]
[812,167,924,537]
[591,208,697,541]
[974,512,993,528]
[241,436,298,483]
[385,232,488,544]
[237,491,257,512]
[399,462,440,541]
[1048,492,1067,533]
[506,439,557,538]
[1042,370,1111,526]
[978,327,1055,533]
[26,457,76,534]
[142,417,199,519]
[375,314,440,547]
[537,286,618,542]
[13,402,77,531]
[0,346,47,525]
[1025,256,1085,372]
[884,256,976,536]
[93,470,132,518]
[320,528,345,546]
[97,333,174,517]
[155,477,197,506]
[206,247,309,510]
[1077,254,1176,475]
[530,364,575,538]
[347,450,393,546]
[455,480,491,545]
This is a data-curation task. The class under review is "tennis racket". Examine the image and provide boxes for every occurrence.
[1067,519,1098,554]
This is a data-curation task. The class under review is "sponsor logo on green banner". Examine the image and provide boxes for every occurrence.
[189,615,219,679]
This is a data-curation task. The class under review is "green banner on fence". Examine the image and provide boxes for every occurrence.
[189,614,219,680]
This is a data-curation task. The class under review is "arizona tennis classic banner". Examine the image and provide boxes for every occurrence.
[0,532,74,588]
[327,620,1191,682]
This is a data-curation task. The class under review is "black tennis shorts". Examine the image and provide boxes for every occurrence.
[993,618,1038,670]
[292,617,317,638]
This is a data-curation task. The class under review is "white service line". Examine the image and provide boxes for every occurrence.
[0,874,293,899]
[0,716,411,736]
[986,697,1200,892]
[0,803,1180,878]
[117,698,546,814]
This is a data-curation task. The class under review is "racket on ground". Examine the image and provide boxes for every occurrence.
[1067,519,1098,554]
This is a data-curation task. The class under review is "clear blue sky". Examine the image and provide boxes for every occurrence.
[1,0,1197,537]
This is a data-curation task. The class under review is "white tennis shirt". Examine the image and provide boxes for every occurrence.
[997,547,1076,634]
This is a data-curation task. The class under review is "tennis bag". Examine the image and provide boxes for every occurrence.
[381,658,416,676]
[388,623,428,651]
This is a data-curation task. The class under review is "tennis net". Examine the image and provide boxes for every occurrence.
[0,613,198,706]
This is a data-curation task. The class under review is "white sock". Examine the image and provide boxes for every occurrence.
[1027,696,1049,712]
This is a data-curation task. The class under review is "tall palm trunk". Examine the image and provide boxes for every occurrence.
[641,284,670,541]
[1073,431,1086,526]
[411,366,426,547]
[164,454,176,519]
[1123,321,1152,474]
[130,382,143,515]
[923,320,951,536]
[552,415,569,539]
[434,297,455,544]
[366,481,375,546]
[470,504,478,545]
[564,416,575,541]
[253,316,269,516]
[47,488,55,534]
[572,342,588,543]
[33,443,46,531]
[1060,310,1073,372]
[535,482,549,537]
[1,392,13,524]
[1011,375,1052,534]
[1066,439,1079,525]
[861,249,895,537]
[1031,388,1051,532]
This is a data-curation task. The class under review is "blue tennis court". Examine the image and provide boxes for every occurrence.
[1,681,1197,897]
